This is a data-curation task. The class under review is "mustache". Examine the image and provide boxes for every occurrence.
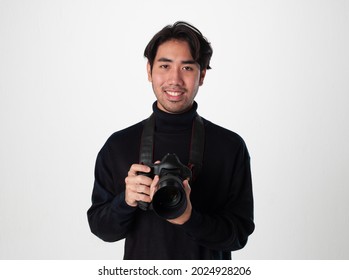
[162,86,186,92]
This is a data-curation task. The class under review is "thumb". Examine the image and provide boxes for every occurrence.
[183,179,191,197]
[150,175,160,200]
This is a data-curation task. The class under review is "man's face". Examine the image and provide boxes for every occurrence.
[147,39,206,114]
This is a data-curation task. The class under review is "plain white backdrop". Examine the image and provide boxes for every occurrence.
[0,0,348,259]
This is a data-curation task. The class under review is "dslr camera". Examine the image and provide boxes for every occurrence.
[137,153,192,219]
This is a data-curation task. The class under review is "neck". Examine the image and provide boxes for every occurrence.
[152,101,198,133]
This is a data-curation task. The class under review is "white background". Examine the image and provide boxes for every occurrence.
[0,0,348,260]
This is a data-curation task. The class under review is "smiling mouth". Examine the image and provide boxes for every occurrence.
[165,90,184,97]
[163,86,186,97]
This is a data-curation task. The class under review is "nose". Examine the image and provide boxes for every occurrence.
[168,67,184,86]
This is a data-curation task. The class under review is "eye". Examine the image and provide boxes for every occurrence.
[160,64,169,69]
[183,66,193,71]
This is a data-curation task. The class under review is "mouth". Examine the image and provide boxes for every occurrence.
[163,88,186,100]
[165,90,184,97]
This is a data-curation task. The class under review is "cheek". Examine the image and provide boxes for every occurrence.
[152,75,166,88]
[186,76,200,89]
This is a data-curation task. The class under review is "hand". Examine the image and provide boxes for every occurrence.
[124,164,159,207]
[167,179,192,225]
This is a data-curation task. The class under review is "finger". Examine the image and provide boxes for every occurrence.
[182,180,191,197]
[150,175,160,199]
[128,164,151,176]
[183,179,190,189]
[125,184,148,207]
[137,184,151,196]
[125,183,152,205]
[125,172,153,187]
[134,192,152,203]
[126,178,152,194]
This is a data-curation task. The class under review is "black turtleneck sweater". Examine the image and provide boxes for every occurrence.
[87,102,254,259]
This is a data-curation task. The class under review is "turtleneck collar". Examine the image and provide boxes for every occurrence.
[152,101,198,133]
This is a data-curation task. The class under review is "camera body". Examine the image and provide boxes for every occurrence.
[137,153,192,219]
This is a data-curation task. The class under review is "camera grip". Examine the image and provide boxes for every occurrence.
[137,200,150,211]
[136,170,153,211]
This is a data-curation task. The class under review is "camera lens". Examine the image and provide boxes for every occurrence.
[152,174,187,219]
[155,186,181,207]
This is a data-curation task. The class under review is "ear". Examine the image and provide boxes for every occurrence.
[147,62,152,82]
[199,69,207,86]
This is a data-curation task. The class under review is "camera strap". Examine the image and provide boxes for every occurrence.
[139,113,205,181]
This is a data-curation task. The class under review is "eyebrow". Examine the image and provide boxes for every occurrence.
[157,57,196,64]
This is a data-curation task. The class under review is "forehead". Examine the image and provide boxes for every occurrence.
[155,39,193,60]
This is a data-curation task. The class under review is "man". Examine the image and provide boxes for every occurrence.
[87,21,254,259]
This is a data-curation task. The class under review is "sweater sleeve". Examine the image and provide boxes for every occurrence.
[87,145,137,242]
[180,143,255,251]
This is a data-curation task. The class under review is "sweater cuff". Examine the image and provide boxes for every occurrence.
[180,208,203,234]
[110,191,137,217]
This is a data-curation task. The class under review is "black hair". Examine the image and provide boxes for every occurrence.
[144,21,213,71]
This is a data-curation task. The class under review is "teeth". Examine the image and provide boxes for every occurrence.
[166,91,182,96]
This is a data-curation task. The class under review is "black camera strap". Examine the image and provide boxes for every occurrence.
[139,113,205,181]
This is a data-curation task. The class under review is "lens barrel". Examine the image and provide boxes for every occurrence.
[152,174,187,219]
